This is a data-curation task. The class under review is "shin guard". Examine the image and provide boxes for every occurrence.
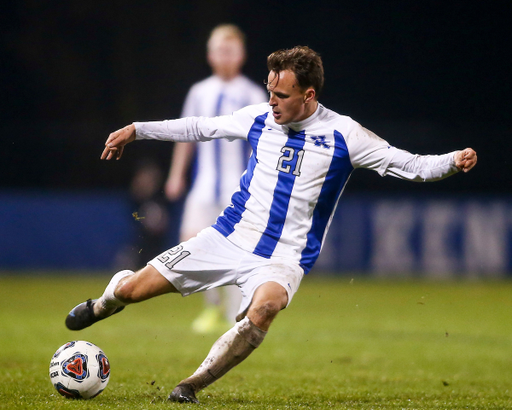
[181,317,267,392]
[96,269,134,315]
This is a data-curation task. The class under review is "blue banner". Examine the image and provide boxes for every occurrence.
[1,191,511,276]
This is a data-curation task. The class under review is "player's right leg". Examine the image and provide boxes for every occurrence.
[169,259,304,403]
[65,265,178,331]
[169,281,287,403]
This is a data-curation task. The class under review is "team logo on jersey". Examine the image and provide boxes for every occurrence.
[310,135,330,149]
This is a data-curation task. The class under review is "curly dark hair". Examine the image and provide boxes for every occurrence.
[267,46,324,98]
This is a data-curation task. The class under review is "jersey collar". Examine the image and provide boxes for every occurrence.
[285,103,323,133]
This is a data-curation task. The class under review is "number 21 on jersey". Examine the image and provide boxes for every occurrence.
[276,146,305,176]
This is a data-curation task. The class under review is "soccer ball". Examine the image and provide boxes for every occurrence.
[49,340,110,399]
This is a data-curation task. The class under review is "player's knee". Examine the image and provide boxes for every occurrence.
[114,277,138,304]
[247,283,288,329]
[249,299,282,328]
[259,300,282,318]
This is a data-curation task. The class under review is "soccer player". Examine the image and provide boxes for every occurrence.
[165,24,267,334]
[66,46,477,404]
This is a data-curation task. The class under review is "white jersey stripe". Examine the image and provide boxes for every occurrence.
[300,130,353,270]
[254,128,307,258]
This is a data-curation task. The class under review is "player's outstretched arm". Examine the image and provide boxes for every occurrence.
[454,148,477,173]
[101,124,137,160]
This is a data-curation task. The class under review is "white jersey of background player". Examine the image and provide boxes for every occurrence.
[71,46,477,404]
[165,24,267,333]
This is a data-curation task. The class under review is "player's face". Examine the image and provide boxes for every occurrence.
[267,70,316,125]
[208,37,245,80]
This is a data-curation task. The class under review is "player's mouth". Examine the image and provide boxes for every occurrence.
[272,111,281,120]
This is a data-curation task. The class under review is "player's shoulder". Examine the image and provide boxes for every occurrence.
[320,105,389,148]
[229,102,270,125]
[317,104,361,134]
[236,102,270,116]
[218,102,269,132]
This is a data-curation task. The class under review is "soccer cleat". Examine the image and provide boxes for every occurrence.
[168,384,200,404]
[65,299,124,331]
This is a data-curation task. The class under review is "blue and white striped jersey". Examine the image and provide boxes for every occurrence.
[135,103,459,273]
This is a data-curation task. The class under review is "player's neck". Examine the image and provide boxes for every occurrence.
[286,101,320,131]
[297,100,319,123]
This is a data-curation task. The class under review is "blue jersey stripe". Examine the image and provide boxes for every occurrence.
[213,113,268,237]
[300,130,353,273]
[253,129,306,258]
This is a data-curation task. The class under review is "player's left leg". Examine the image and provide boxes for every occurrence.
[66,265,178,331]
[169,281,288,403]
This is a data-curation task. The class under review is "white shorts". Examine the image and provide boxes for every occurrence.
[148,227,304,316]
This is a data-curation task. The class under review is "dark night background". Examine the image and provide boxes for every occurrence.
[2,0,511,194]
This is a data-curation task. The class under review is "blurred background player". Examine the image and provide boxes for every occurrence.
[115,159,170,270]
[165,24,267,334]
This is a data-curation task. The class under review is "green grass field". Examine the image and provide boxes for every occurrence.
[1,273,511,409]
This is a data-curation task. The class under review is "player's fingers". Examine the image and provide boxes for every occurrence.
[115,146,124,160]
[105,132,120,147]
[101,146,118,161]
[100,146,111,160]
[463,149,477,172]
[455,148,477,172]
[454,152,465,169]
[463,148,476,159]
[463,160,476,172]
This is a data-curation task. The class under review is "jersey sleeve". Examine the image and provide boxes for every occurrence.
[347,124,460,182]
[383,148,460,181]
[134,104,265,143]
[346,125,395,175]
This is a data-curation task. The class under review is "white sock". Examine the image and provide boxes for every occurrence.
[94,270,134,317]
[180,317,267,392]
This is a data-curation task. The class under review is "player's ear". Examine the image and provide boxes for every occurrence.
[304,88,316,103]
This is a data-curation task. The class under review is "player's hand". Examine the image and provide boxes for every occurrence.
[101,124,137,160]
[454,148,477,173]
